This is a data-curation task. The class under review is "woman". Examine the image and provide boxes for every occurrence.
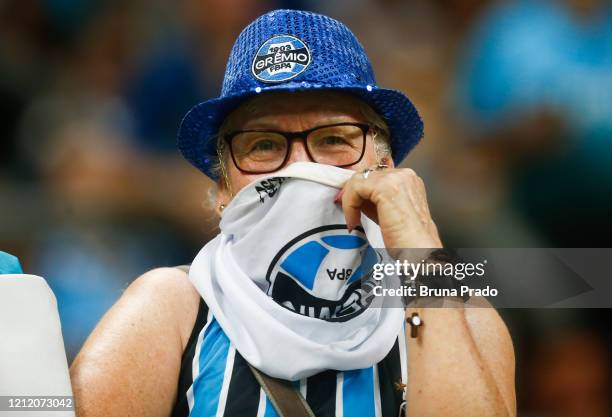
[70,9,515,417]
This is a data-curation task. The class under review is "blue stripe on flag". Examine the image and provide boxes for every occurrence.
[264,396,280,417]
[342,367,375,417]
[190,319,231,417]
[280,241,328,290]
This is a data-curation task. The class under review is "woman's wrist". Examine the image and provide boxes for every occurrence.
[396,248,470,307]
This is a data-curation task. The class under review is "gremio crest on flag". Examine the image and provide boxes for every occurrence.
[265,225,381,322]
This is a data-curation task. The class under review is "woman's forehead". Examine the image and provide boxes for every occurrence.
[225,91,367,129]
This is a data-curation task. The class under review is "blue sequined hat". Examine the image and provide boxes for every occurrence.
[178,9,424,179]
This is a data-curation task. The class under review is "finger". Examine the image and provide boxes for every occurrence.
[335,187,378,224]
[340,179,365,232]
[340,171,381,231]
[333,188,344,204]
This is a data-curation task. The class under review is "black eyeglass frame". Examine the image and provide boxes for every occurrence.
[223,122,371,174]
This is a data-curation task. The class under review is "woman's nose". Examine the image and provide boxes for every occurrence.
[285,139,313,164]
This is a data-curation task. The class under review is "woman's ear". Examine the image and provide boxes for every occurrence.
[381,155,395,168]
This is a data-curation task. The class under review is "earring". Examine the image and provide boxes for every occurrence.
[219,204,226,211]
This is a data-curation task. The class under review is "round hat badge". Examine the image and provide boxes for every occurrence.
[251,35,311,83]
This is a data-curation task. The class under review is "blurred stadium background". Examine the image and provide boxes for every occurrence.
[1,0,611,416]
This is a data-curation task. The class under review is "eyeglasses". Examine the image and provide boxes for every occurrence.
[223,122,370,174]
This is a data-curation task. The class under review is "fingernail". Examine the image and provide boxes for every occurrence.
[334,189,344,204]
[347,224,355,233]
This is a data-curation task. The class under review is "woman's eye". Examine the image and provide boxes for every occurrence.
[251,139,277,152]
[322,136,346,145]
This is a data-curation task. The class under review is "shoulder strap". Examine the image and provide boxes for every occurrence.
[248,364,316,417]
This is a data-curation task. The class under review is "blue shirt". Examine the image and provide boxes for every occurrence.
[0,251,23,274]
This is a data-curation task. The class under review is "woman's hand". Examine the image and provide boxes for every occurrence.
[334,167,516,417]
[335,167,442,249]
